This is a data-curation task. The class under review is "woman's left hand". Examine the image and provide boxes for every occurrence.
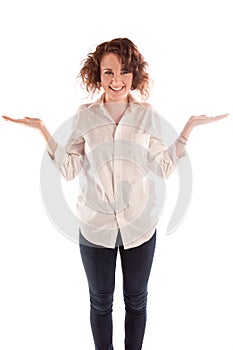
[182,113,229,139]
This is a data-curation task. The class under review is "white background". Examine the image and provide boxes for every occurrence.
[0,0,232,349]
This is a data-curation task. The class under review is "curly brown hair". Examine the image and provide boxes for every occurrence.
[79,38,150,100]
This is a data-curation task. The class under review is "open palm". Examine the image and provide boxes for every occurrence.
[188,113,229,127]
[2,116,43,130]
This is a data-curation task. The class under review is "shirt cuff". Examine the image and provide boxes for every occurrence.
[170,141,187,162]
[47,144,67,167]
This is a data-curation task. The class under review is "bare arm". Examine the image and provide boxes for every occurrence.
[2,116,57,158]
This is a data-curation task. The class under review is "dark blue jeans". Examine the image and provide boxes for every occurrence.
[79,229,157,350]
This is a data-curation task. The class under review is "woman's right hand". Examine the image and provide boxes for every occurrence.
[2,116,44,130]
[2,115,58,156]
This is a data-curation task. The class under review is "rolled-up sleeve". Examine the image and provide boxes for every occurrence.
[147,111,187,179]
[48,113,85,181]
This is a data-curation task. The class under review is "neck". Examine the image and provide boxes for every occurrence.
[104,93,129,105]
[103,94,129,123]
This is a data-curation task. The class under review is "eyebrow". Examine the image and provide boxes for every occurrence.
[102,67,126,71]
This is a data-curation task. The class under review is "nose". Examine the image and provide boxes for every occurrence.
[111,73,122,84]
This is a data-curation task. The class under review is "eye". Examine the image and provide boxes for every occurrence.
[121,70,129,75]
[104,70,113,76]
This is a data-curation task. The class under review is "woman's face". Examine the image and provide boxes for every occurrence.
[100,53,133,103]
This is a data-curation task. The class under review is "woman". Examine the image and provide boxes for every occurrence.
[2,38,228,350]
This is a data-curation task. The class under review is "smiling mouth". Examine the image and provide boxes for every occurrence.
[109,86,124,92]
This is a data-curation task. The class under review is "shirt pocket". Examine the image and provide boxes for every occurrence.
[130,133,150,148]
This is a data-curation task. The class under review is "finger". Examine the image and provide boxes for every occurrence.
[2,116,27,123]
[211,115,228,121]
[2,116,18,122]
[2,115,12,121]
[196,115,210,119]
[196,115,210,118]
[195,116,210,121]
[24,117,37,121]
[215,113,229,118]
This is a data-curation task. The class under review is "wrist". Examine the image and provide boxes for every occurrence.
[177,135,187,145]
[178,134,188,144]
[181,123,193,140]
[38,121,46,132]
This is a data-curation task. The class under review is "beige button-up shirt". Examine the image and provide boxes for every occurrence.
[50,93,186,249]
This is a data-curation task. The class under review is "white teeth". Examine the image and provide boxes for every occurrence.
[110,86,123,91]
